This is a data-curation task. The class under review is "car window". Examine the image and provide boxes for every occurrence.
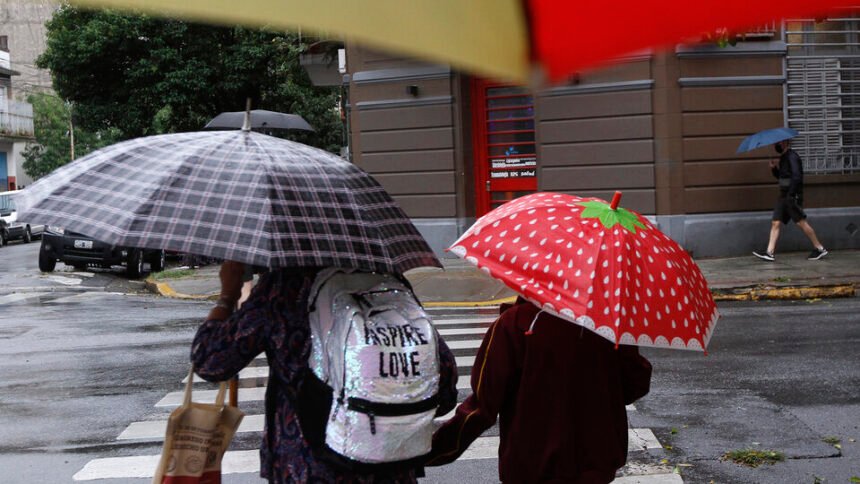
[0,195,14,213]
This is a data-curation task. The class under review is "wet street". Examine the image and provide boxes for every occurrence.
[1,241,859,483]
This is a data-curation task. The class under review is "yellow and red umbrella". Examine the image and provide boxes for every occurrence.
[449,192,719,352]
[68,0,857,83]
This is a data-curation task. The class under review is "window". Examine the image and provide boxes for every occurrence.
[785,13,860,174]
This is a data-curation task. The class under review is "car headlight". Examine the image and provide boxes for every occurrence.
[47,226,65,235]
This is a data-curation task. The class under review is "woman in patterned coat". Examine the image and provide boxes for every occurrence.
[191,261,458,483]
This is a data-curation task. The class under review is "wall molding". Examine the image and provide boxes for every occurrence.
[351,65,451,85]
[542,80,655,97]
[353,95,454,111]
[676,41,787,58]
[678,75,785,87]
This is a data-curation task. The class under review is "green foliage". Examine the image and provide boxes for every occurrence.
[22,93,120,180]
[579,200,647,234]
[37,6,342,153]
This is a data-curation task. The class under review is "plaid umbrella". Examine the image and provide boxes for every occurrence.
[15,130,441,274]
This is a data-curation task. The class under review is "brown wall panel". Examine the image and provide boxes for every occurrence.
[684,160,775,186]
[579,59,652,83]
[684,136,762,161]
[541,164,654,190]
[684,185,777,213]
[681,85,784,112]
[360,127,453,152]
[373,172,455,195]
[682,111,785,136]
[351,78,452,103]
[537,90,652,121]
[540,115,653,144]
[541,140,655,166]
[357,104,453,131]
[349,45,434,71]
[679,56,783,77]
[359,149,455,173]
[392,194,457,218]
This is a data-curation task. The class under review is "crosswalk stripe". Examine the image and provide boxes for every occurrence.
[155,386,267,407]
[446,339,482,350]
[76,429,666,481]
[438,327,489,336]
[431,318,495,326]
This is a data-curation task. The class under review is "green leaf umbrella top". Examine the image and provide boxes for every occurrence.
[578,199,647,234]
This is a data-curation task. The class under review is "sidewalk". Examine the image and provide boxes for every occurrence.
[145,250,859,305]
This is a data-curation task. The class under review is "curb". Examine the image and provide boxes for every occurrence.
[710,283,855,301]
[143,278,219,301]
[145,278,855,305]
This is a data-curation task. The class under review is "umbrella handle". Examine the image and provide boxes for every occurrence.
[229,377,238,407]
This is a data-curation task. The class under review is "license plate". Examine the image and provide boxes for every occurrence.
[74,240,93,249]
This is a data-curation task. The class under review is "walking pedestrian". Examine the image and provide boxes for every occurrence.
[191,261,458,484]
[753,139,828,262]
[426,297,652,484]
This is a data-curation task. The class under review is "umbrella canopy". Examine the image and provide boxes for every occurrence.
[14,130,440,275]
[736,127,799,153]
[67,0,855,83]
[449,192,719,352]
[205,109,314,132]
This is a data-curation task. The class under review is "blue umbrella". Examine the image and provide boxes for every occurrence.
[736,127,799,153]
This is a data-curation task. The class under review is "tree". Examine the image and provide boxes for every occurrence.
[22,93,120,180]
[37,6,342,153]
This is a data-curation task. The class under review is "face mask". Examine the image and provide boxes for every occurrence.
[774,143,784,154]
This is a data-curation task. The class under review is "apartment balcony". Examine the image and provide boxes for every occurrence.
[0,100,34,139]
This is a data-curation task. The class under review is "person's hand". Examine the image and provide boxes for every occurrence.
[218,260,245,308]
[768,158,778,169]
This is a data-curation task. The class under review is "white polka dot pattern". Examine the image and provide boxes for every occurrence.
[449,192,719,352]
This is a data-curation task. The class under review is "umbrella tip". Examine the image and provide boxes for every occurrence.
[242,97,252,132]
[610,191,622,210]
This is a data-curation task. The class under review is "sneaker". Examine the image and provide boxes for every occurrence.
[753,250,775,262]
[808,248,828,260]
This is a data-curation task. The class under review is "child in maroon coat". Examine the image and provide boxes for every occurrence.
[427,298,652,483]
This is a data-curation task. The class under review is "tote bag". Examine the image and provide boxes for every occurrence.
[152,368,244,484]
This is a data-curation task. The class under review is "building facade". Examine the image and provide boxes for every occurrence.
[344,18,860,258]
[0,39,35,191]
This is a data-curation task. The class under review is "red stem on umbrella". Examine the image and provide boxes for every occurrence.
[609,191,622,210]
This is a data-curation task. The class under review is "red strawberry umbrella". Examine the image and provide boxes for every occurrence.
[449,191,719,352]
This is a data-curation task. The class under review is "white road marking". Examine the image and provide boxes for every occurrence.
[47,292,108,304]
[43,275,83,286]
[0,292,47,305]
[614,473,684,483]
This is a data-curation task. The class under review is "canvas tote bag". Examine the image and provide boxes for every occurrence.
[152,368,244,484]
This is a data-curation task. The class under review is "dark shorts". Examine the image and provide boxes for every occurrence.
[773,195,806,224]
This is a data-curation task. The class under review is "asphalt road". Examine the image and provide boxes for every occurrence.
[0,241,858,483]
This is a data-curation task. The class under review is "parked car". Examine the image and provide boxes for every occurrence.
[0,190,45,246]
[39,227,165,278]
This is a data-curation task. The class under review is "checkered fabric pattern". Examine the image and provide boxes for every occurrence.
[15,131,441,274]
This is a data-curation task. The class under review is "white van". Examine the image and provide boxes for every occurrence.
[0,190,45,246]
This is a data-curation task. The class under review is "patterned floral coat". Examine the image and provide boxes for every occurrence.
[191,268,458,484]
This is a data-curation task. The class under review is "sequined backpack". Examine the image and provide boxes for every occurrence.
[297,268,441,472]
